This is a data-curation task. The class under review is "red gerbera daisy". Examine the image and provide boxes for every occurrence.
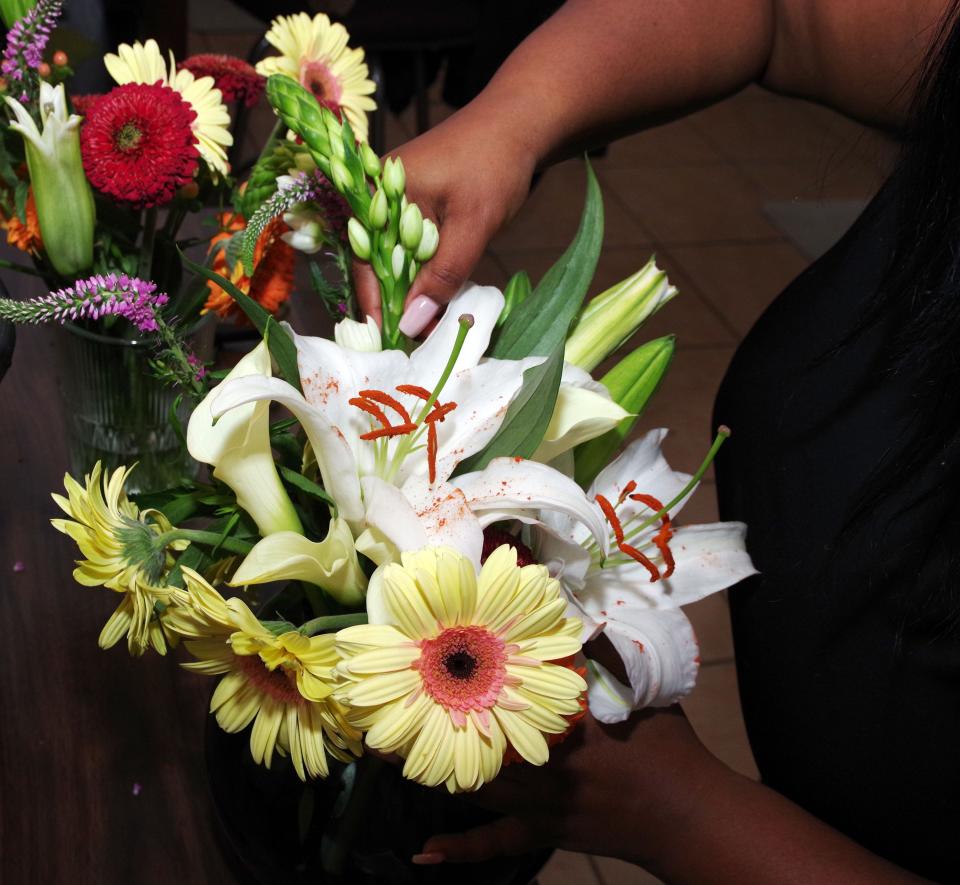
[70,93,101,116]
[179,54,264,107]
[80,82,200,208]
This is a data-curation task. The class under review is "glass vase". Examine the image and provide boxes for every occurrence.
[56,317,215,494]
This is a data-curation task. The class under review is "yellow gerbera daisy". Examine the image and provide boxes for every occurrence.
[166,568,362,780]
[104,39,233,176]
[255,12,376,143]
[335,546,587,793]
[51,462,187,656]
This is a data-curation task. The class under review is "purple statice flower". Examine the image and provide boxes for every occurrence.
[0,272,169,334]
[186,351,207,381]
[2,0,63,83]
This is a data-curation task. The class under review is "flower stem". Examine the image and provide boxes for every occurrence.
[620,426,731,546]
[300,612,368,635]
[0,257,42,277]
[138,206,158,280]
[156,528,254,556]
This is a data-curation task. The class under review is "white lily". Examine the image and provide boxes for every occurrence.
[209,284,611,569]
[528,428,757,723]
[230,517,367,606]
[186,341,303,537]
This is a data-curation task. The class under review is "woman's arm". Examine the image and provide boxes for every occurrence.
[415,709,927,884]
[356,0,948,325]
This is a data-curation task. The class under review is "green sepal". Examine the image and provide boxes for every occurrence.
[573,335,675,487]
[455,343,564,474]
[180,247,302,393]
[498,270,531,327]
[492,160,603,359]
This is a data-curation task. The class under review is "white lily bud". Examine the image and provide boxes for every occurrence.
[399,202,423,251]
[382,156,405,199]
[334,315,382,352]
[330,155,353,193]
[391,243,406,279]
[347,218,371,260]
[415,218,439,262]
[360,141,381,177]
[368,187,388,229]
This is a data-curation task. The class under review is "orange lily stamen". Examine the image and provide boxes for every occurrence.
[630,492,675,579]
[596,488,675,583]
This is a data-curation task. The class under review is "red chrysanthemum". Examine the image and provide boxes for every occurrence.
[80,82,200,208]
[179,54,264,107]
[70,93,101,116]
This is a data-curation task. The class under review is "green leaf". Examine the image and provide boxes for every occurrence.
[492,160,603,359]
[14,179,28,223]
[454,343,565,474]
[573,335,676,487]
[279,464,338,513]
[179,248,302,392]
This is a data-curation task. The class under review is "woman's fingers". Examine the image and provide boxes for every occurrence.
[413,816,542,865]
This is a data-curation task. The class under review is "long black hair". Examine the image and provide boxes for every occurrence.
[851,0,960,634]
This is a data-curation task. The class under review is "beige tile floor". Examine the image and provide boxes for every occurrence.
[191,23,896,883]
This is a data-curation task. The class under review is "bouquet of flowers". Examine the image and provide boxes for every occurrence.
[2,4,756,876]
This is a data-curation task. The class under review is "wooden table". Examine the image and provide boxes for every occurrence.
[0,322,235,883]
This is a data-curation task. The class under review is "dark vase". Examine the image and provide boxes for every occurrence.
[204,720,551,885]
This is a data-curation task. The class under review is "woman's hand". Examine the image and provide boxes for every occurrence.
[354,102,537,332]
[412,706,715,869]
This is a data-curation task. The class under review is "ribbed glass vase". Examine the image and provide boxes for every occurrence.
[56,317,214,494]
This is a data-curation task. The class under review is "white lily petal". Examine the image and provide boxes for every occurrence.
[602,608,699,714]
[585,658,637,724]
[399,477,485,569]
[187,342,301,536]
[364,566,391,626]
[533,383,630,463]
[408,283,504,383]
[360,476,429,558]
[457,457,609,556]
[231,519,367,606]
[209,374,364,527]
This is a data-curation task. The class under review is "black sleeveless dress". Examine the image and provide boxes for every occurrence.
[714,175,960,883]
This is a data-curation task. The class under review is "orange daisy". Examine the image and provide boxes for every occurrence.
[203,212,295,320]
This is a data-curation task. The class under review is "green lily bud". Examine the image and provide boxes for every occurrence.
[360,141,381,177]
[6,82,94,276]
[391,243,405,279]
[347,218,371,260]
[292,151,317,173]
[415,217,439,262]
[565,256,677,372]
[368,187,388,229]
[399,202,423,251]
[573,335,675,487]
[330,155,353,193]
[408,259,418,283]
[382,156,405,200]
[498,270,531,327]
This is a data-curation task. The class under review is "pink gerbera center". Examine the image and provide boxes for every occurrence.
[414,625,507,713]
[236,654,303,706]
[300,58,342,113]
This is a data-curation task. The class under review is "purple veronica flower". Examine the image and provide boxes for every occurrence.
[0,273,169,334]
[2,0,63,83]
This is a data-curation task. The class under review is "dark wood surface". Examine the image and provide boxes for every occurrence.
[0,322,235,884]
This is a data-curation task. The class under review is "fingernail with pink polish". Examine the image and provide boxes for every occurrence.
[412,852,445,865]
[398,295,439,337]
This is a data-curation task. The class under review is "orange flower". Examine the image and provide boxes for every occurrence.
[5,190,42,254]
[203,212,294,320]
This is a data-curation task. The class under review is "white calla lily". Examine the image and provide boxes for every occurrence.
[187,341,302,537]
[231,518,367,605]
[209,284,607,569]
[529,428,757,722]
